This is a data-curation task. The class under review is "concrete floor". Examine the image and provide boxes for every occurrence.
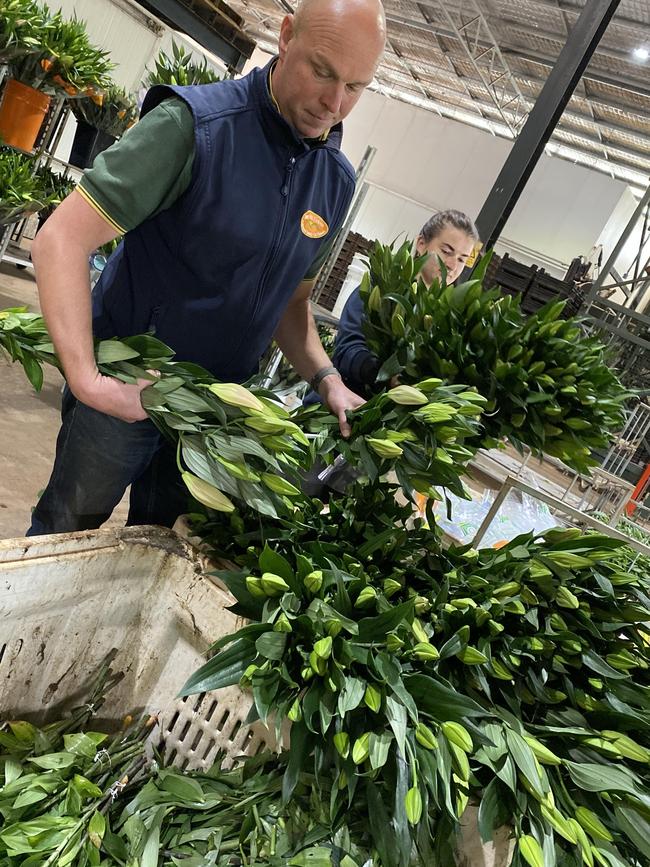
[0,262,127,540]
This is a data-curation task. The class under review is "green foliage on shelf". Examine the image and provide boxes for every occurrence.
[144,39,222,88]
[1,0,112,95]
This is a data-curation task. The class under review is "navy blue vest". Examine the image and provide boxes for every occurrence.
[91,59,355,381]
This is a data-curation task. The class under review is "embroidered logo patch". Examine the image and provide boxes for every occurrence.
[301,210,329,238]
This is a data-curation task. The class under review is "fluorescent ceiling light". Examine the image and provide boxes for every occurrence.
[633,47,649,61]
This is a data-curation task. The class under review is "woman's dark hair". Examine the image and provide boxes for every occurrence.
[420,209,480,244]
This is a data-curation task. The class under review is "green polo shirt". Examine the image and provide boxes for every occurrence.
[77,96,333,280]
[77,98,194,235]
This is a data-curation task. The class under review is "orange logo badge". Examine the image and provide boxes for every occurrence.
[301,210,329,239]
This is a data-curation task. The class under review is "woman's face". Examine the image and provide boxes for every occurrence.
[416,224,477,285]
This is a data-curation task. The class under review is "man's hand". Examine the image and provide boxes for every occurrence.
[73,371,155,423]
[319,375,365,437]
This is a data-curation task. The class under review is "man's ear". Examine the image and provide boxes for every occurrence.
[278,14,295,60]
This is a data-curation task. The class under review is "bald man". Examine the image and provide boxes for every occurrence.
[28,0,386,535]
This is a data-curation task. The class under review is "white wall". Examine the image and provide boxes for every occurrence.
[596,186,643,275]
[339,89,633,278]
[242,46,274,76]
[595,188,650,307]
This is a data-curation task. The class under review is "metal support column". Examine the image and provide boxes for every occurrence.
[584,183,650,310]
[0,224,14,261]
[474,0,621,250]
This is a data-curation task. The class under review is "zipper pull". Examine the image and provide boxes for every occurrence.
[281,156,296,196]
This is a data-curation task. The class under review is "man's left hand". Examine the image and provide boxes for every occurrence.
[319,376,365,437]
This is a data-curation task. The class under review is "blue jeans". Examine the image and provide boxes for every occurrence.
[27,388,190,535]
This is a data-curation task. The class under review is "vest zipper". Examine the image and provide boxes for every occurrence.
[254,153,299,308]
[281,156,296,196]
[230,151,302,362]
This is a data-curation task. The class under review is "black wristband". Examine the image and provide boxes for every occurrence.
[310,365,340,393]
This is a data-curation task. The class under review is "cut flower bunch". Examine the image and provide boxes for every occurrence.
[359,241,629,473]
[0,308,485,518]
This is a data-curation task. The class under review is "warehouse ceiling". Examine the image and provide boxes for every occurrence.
[227,0,650,193]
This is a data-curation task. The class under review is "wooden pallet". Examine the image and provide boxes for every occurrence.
[485,252,584,317]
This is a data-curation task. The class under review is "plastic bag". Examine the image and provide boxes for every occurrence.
[430,484,564,547]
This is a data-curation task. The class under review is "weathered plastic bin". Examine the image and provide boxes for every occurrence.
[0,526,270,769]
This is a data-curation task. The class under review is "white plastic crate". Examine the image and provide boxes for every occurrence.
[0,526,274,770]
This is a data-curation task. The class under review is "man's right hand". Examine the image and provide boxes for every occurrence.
[72,371,154,422]
[30,191,152,423]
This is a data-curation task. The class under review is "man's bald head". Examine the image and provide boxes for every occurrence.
[271,0,385,138]
[293,0,386,48]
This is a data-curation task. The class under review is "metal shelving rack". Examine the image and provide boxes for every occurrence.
[1,94,78,271]
[473,475,650,557]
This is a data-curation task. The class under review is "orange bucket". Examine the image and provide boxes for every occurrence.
[0,79,51,151]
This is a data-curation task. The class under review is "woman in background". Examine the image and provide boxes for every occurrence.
[332,209,480,398]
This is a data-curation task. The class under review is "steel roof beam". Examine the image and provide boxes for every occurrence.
[141,0,254,71]
[501,45,650,98]
[511,0,650,36]
[563,90,650,120]
[382,54,649,146]
[414,1,528,134]
[475,0,622,248]
[487,12,644,66]
[511,68,650,122]
[385,10,650,100]
[424,12,496,124]
[386,39,436,106]
[379,66,649,167]
[551,128,650,165]
[460,71,647,139]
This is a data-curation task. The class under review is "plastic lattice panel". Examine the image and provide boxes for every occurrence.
[158,684,277,771]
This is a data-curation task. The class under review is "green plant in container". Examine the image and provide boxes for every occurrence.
[71,84,137,138]
[1,2,112,151]
[144,40,222,87]
[0,148,51,224]
[0,0,52,64]
[9,7,113,97]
